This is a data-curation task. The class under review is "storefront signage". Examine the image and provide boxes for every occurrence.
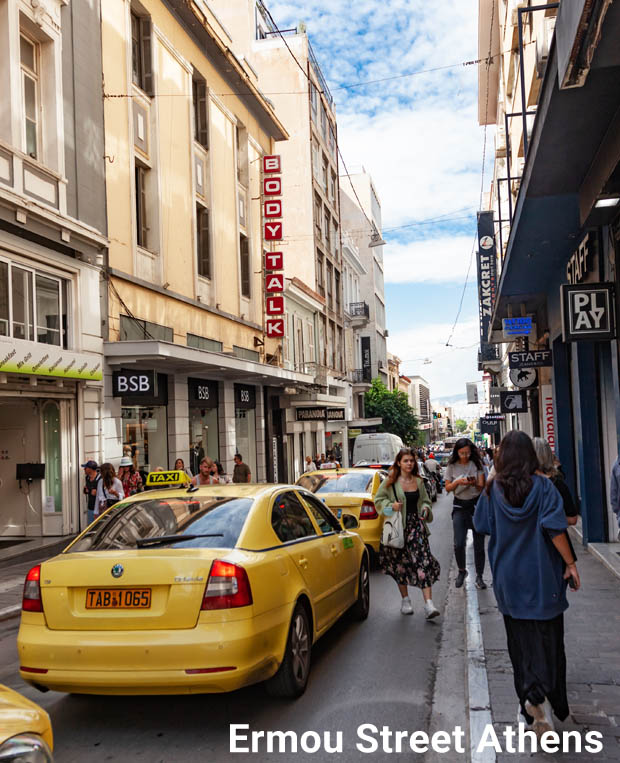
[566,232,595,284]
[561,283,616,342]
[296,407,327,421]
[502,317,532,337]
[272,436,278,482]
[482,413,505,421]
[327,408,345,421]
[0,337,103,381]
[188,378,218,408]
[476,211,497,349]
[509,368,537,389]
[262,155,287,340]
[361,336,371,380]
[500,390,528,413]
[508,350,552,369]
[480,417,500,434]
[113,369,155,397]
[234,383,256,410]
[540,384,555,450]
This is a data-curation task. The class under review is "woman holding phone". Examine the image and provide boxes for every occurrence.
[375,448,441,619]
[444,438,486,589]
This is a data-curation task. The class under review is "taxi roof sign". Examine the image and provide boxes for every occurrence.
[145,470,191,488]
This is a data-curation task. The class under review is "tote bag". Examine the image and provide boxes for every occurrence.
[382,486,405,549]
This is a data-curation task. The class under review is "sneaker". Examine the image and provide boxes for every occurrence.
[516,704,532,729]
[475,575,487,590]
[525,698,555,738]
[424,599,440,619]
[455,569,468,588]
[400,596,414,615]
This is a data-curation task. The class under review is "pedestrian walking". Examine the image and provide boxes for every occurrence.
[532,438,578,525]
[191,457,219,486]
[232,453,251,483]
[304,455,317,472]
[118,456,143,497]
[95,462,124,516]
[215,461,231,483]
[82,460,100,525]
[174,458,193,479]
[444,437,486,589]
[474,431,580,738]
[374,448,440,619]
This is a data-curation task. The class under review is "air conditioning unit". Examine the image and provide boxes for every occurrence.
[383,329,389,338]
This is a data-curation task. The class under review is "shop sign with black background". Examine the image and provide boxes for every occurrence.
[113,370,168,406]
[234,384,256,410]
[561,283,616,342]
[361,337,371,381]
[500,390,528,414]
[476,211,498,349]
[188,378,218,408]
[480,417,501,434]
[327,408,345,421]
[296,407,327,422]
[508,350,552,369]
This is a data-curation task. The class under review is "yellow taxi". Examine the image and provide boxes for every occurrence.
[0,684,53,761]
[17,472,368,698]
[296,468,387,557]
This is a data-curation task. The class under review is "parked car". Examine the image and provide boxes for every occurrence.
[0,684,53,761]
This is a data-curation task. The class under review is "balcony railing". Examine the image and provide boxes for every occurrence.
[349,302,369,319]
[350,368,372,384]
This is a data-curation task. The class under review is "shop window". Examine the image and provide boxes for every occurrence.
[196,204,210,279]
[239,234,250,298]
[20,33,40,159]
[271,492,316,543]
[42,401,62,513]
[119,314,173,342]
[122,405,168,475]
[131,10,153,95]
[192,72,208,148]
[0,260,67,347]
[189,406,219,475]
[187,333,222,352]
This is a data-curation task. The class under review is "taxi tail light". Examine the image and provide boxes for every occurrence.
[22,564,43,612]
[202,560,253,610]
[359,500,378,520]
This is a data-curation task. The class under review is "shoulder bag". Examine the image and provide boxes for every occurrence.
[382,484,405,549]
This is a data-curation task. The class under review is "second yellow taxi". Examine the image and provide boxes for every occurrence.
[0,683,53,761]
[17,473,368,698]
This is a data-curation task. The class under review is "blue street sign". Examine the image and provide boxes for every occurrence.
[502,317,532,337]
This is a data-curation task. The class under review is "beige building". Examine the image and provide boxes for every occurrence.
[100,0,317,482]
[387,353,401,391]
[208,0,350,474]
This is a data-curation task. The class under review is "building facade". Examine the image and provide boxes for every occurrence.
[0,0,107,537]
[409,375,432,444]
[478,0,620,543]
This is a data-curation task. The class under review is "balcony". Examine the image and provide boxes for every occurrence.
[350,368,372,385]
[347,301,370,327]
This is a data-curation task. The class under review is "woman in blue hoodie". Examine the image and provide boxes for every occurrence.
[474,431,580,738]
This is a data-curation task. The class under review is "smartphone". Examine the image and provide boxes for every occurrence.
[467,476,476,484]
[568,575,578,590]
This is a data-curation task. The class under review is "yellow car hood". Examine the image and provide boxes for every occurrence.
[0,684,53,749]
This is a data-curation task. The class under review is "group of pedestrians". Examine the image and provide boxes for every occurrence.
[376,431,581,739]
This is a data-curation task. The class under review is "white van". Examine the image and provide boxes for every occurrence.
[352,433,404,465]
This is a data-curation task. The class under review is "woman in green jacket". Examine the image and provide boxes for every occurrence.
[375,448,441,619]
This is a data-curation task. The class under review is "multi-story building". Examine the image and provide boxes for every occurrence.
[100,0,320,485]
[387,352,401,391]
[0,0,107,537]
[478,0,620,543]
[431,405,454,443]
[409,376,432,444]
[340,169,388,417]
[209,0,350,475]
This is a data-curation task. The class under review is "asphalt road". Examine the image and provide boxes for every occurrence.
[0,492,457,762]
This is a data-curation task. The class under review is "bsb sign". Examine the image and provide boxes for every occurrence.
[262,155,286,338]
[561,283,616,342]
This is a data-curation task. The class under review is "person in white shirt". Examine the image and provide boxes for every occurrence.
[95,462,124,517]
[304,455,317,472]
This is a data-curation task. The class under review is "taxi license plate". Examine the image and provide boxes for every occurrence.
[86,589,151,609]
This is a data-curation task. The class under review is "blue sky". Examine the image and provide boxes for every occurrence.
[269,0,491,397]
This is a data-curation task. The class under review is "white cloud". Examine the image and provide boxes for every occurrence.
[389,317,481,399]
[382,234,475,284]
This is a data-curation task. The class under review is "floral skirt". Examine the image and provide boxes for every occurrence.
[379,509,440,588]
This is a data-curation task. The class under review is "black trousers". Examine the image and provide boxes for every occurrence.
[452,499,485,574]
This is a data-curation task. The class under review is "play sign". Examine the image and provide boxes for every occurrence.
[561,283,616,342]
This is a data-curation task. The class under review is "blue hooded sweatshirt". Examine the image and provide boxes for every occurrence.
[474,475,568,620]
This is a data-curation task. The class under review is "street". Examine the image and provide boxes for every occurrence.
[0,495,456,762]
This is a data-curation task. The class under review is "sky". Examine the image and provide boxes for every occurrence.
[269,0,492,398]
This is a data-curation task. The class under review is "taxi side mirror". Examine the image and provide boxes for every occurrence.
[342,514,359,530]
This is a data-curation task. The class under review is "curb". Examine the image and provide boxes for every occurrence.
[569,525,620,581]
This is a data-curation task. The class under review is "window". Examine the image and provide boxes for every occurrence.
[316,251,324,296]
[326,262,333,310]
[330,172,336,202]
[322,157,328,193]
[192,74,208,148]
[324,210,330,247]
[311,139,319,178]
[196,204,210,279]
[300,492,340,534]
[239,234,250,298]
[298,471,373,495]
[119,315,173,342]
[306,321,315,364]
[131,11,153,95]
[309,82,318,120]
[0,260,67,347]
[271,492,316,543]
[314,193,322,236]
[20,34,40,159]
[335,270,341,310]
[233,345,260,362]
[135,164,148,248]
[332,221,339,256]
[187,333,222,352]
[320,104,327,140]
[329,124,336,158]
[235,123,248,186]
[337,326,343,371]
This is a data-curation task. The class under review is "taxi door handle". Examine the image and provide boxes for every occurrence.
[330,544,339,555]
[298,557,309,569]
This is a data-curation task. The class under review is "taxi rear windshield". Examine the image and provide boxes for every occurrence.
[298,473,373,494]
[69,497,253,552]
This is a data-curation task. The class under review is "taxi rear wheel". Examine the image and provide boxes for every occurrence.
[350,555,370,621]
[266,603,311,698]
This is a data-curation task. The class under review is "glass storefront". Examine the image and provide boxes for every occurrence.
[188,378,219,474]
[42,400,62,513]
[235,384,256,478]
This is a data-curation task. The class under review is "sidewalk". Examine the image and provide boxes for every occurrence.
[476,545,620,762]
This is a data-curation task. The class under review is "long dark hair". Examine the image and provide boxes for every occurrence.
[386,448,420,487]
[490,430,539,506]
[448,438,483,470]
[100,462,116,490]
